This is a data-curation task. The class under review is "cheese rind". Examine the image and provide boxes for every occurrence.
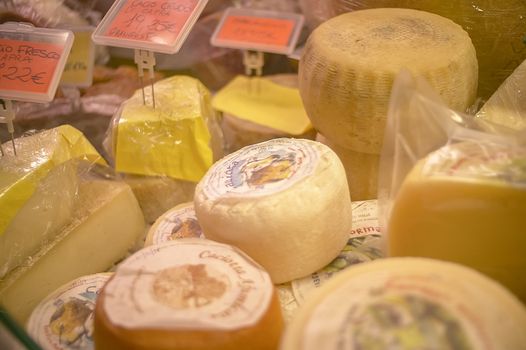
[388,141,526,302]
[0,179,145,325]
[299,8,478,154]
[316,133,379,200]
[94,239,283,350]
[280,258,526,350]
[194,138,352,284]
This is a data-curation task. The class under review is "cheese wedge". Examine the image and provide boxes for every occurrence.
[94,239,283,350]
[388,141,526,302]
[0,179,145,325]
[0,125,103,278]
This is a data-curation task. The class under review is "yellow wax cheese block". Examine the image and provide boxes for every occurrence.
[194,138,351,284]
[316,133,379,200]
[145,202,204,247]
[123,175,196,225]
[299,8,478,154]
[113,75,222,182]
[0,125,104,278]
[388,141,526,302]
[212,75,312,136]
[280,257,526,350]
[27,273,112,350]
[0,178,145,325]
[476,58,526,135]
[94,239,284,350]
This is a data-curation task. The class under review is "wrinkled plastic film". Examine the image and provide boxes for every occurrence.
[0,125,105,278]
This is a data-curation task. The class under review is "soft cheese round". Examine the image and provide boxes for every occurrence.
[27,273,112,350]
[94,239,283,350]
[144,202,204,247]
[194,138,352,284]
[280,257,526,350]
[299,8,478,154]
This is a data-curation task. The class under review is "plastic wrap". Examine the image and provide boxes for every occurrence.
[313,0,526,100]
[0,125,104,279]
[380,69,526,302]
[104,75,224,224]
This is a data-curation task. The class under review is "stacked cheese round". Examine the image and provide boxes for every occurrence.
[27,273,112,350]
[281,257,526,350]
[194,138,352,284]
[388,141,526,303]
[144,202,204,247]
[94,239,283,350]
[299,8,478,155]
[316,133,379,200]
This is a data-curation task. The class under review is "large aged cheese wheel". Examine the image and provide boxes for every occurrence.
[299,8,478,154]
[316,133,379,200]
[387,141,526,303]
[281,258,526,350]
[94,239,283,350]
[194,138,352,284]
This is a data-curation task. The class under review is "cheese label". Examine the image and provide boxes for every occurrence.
[422,142,526,187]
[103,240,273,330]
[27,273,111,350]
[292,200,382,305]
[301,271,487,350]
[60,28,95,87]
[149,204,204,245]
[201,138,319,199]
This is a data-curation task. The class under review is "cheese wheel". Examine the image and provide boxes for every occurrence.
[299,8,478,154]
[94,239,283,350]
[194,138,351,284]
[145,202,204,247]
[388,141,526,302]
[281,257,526,350]
[316,133,379,200]
[330,0,526,100]
[27,273,112,350]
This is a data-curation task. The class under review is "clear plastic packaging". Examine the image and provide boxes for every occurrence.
[103,75,224,223]
[380,69,526,302]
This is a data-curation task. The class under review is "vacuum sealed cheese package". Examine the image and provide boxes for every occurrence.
[0,126,145,324]
[104,75,224,224]
[380,70,526,303]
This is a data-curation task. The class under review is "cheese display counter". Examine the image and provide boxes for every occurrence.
[1,1,526,349]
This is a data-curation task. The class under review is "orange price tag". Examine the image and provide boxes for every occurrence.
[217,16,295,48]
[104,0,199,47]
[0,39,64,94]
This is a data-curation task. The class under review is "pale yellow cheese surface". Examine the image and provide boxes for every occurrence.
[0,179,145,324]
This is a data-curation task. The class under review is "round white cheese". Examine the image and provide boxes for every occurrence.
[27,273,112,350]
[280,257,526,350]
[144,202,204,247]
[299,8,478,154]
[94,239,283,350]
[194,138,352,284]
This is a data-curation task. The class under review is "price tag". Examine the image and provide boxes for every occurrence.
[0,23,73,103]
[211,8,304,55]
[92,0,209,54]
[60,27,95,87]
